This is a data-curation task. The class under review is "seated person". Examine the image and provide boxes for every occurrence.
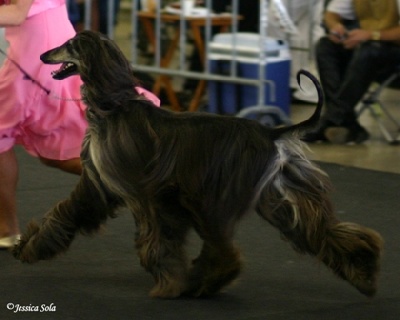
[304,0,400,144]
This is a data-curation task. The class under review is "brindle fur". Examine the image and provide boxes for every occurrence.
[13,31,383,298]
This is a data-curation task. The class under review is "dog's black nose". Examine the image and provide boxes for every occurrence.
[40,52,49,63]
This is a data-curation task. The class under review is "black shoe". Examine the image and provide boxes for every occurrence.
[325,123,370,144]
[301,120,335,143]
[302,128,328,143]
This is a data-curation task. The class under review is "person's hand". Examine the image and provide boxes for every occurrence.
[342,29,371,49]
[328,23,347,44]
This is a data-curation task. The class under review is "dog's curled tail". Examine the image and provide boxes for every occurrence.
[271,69,324,139]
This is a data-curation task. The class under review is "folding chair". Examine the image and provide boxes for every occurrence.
[357,66,400,145]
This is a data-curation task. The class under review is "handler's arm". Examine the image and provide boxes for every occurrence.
[0,0,34,26]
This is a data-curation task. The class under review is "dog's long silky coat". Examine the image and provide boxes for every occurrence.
[13,31,383,299]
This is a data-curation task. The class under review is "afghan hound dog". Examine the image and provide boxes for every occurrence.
[13,30,383,299]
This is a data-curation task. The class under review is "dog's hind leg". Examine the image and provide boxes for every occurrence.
[184,237,242,297]
[256,166,383,297]
[133,195,193,299]
[179,209,243,298]
[13,169,120,263]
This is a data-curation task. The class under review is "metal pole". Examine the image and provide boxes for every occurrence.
[258,0,269,107]
[204,0,212,74]
[179,0,187,72]
[155,0,161,68]
[84,0,92,30]
[131,0,139,64]
[107,0,115,38]
[229,0,239,78]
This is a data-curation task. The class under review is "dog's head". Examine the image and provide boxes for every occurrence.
[40,31,134,84]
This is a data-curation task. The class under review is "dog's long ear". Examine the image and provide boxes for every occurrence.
[102,37,132,71]
[78,31,140,90]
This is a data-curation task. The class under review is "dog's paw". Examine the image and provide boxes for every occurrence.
[184,254,242,298]
[12,221,41,263]
[12,239,37,263]
[184,274,229,298]
[183,283,216,298]
[12,240,27,261]
[149,279,187,299]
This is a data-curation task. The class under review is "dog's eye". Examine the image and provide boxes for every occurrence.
[66,40,74,53]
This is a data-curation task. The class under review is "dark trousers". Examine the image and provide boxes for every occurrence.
[316,37,400,126]
[75,0,120,35]
[98,0,121,34]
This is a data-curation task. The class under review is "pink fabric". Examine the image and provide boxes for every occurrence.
[136,87,160,106]
[28,0,65,18]
[0,3,160,160]
[0,4,86,160]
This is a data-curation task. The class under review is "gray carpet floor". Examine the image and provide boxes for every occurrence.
[0,146,399,320]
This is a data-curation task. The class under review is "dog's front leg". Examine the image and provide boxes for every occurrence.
[13,169,120,263]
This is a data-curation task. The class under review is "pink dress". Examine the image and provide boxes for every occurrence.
[0,0,159,160]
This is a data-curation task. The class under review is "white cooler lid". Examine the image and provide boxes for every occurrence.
[209,33,290,62]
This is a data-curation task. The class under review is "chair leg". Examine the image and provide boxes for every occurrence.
[377,102,400,144]
[359,101,400,144]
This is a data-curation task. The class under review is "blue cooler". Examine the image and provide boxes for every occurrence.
[207,33,291,116]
